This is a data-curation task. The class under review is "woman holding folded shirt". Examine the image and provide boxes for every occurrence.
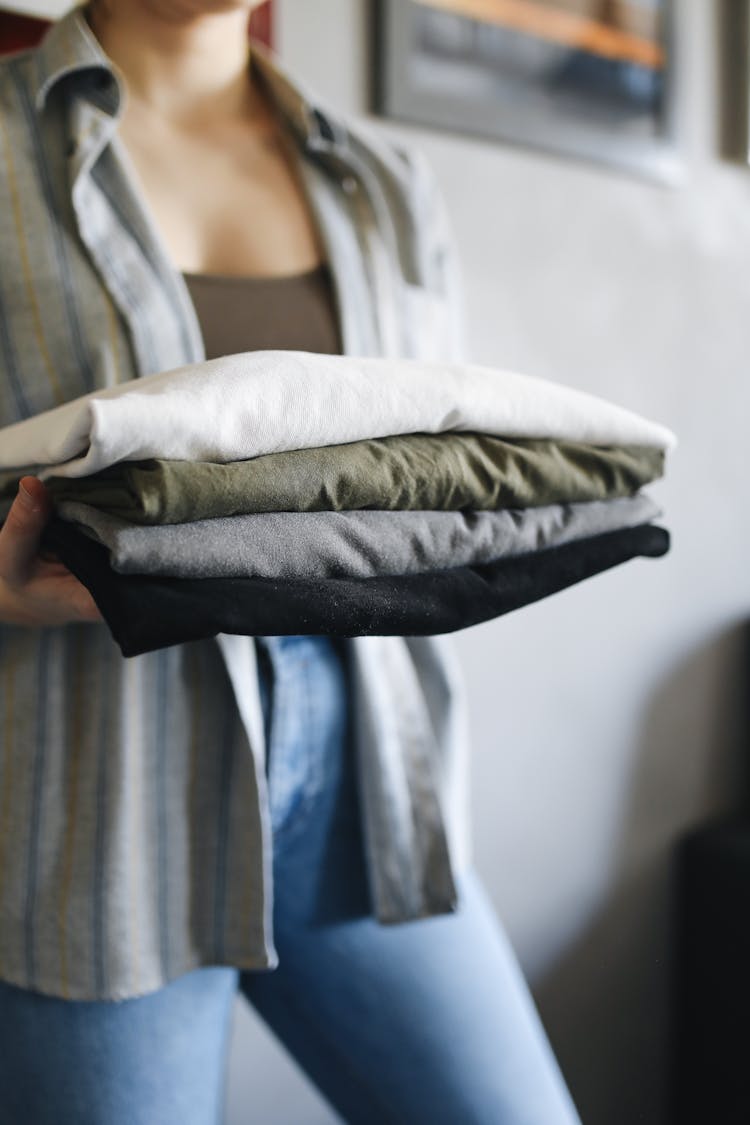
[0,2,582,1123]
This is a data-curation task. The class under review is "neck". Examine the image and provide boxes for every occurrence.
[83,2,256,128]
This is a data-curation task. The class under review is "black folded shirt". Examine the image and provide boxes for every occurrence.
[41,517,670,658]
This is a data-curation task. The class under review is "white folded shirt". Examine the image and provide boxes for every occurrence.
[0,350,676,479]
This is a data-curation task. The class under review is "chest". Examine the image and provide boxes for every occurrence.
[116,112,326,277]
[0,87,430,429]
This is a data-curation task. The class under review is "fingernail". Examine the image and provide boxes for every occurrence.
[18,480,40,511]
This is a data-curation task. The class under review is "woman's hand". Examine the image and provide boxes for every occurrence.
[0,477,102,627]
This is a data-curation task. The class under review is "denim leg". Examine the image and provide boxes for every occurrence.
[0,965,238,1125]
[242,638,581,1125]
[0,636,580,1125]
[243,871,582,1125]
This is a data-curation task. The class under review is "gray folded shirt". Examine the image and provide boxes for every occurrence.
[55,494,660,580]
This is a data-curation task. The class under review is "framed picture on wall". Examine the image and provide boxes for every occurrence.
[719,0,750,163]
[373,0,681,181]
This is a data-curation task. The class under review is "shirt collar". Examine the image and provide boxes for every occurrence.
[32,3,346,150]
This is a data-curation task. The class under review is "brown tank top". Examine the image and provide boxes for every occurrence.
[182,262,342,360]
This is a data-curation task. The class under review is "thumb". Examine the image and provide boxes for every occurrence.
[0,477,52,586]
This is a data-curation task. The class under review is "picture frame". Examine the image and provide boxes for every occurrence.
[373,0,682,182]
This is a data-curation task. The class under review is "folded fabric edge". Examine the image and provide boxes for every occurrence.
[40,518,670,658]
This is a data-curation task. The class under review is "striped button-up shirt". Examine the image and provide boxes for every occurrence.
[0,5,471,1001]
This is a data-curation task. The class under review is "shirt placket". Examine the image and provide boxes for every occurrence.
[67,96,204,377]
[292,139,458,922]
[66,95,279,963]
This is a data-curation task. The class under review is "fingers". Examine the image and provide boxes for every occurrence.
[0,478,103,628]
[0,477,52,586]
[71,584,103,623]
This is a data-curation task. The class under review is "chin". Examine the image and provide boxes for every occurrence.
[150,1,267,13]
[87,0,268,15]
[193,1,266,10]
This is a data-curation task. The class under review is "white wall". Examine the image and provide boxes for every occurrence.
[228,2,750,1123]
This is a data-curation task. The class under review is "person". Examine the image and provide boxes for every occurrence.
[0,3,583,1123]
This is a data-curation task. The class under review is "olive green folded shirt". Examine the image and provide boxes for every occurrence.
[17,432,663,525]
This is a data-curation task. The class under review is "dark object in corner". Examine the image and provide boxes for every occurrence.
[671,820,750,1124]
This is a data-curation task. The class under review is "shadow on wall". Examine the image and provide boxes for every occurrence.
[534,621,750,1125]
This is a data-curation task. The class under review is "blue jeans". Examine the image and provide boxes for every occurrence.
[0,637,581,1125]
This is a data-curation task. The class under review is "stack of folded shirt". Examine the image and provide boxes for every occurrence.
[0,350,674,657]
